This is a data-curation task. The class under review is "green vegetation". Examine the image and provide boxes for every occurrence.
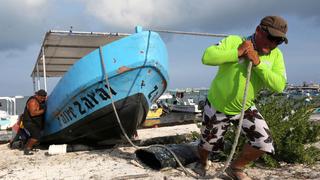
[255,94,320,167]
[212,92,320,167]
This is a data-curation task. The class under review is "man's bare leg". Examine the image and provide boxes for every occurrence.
[24,138,38,155]
[193,146,210,176]
[198,146,210,167]
[228,144,265,179]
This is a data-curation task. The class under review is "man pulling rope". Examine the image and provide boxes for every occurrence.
[195,16,289,179]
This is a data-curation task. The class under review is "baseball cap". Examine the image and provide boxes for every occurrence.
[260,16,288,44]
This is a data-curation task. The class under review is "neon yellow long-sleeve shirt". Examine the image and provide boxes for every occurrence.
[202,35,287,115]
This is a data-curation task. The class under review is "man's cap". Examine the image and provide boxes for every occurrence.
[260,16,288,44]
[35,89,47,96]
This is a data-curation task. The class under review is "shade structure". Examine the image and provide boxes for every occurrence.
[31,30,129,78]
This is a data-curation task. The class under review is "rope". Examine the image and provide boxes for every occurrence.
[98,31,253,179]
[150,29,228,38]
[218,61,253,176]
[98,46,201,178]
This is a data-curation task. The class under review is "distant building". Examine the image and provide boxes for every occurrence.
[0,96,29,115]
[285,83,320,100]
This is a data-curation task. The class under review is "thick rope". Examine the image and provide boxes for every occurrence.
[218,61,253,176]
[98,47,202,179]
[98,31,253,178]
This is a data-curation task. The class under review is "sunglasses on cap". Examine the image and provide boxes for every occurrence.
[260,26,285,45]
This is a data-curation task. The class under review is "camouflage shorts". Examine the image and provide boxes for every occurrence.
[199,100,274,154]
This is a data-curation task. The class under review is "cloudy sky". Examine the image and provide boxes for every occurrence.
[0,0,320,96]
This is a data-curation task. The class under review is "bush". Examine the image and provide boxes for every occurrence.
[221,93,320,167]
[256,95,320,167]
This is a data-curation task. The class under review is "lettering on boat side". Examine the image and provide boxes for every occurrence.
[148,85,158,99]
[148,85,159,102]
[56,84,117,126]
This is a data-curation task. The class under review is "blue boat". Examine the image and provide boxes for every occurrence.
[31,27,169,144]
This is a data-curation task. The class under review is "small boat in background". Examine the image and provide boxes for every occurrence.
[31,27,169,145]
[157,92,202,114]
[314,108,320,114]
[310,107,320,122]
[169,98,201,114]
[142,104,164,128]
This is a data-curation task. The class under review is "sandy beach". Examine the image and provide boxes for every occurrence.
[1,124,320,180]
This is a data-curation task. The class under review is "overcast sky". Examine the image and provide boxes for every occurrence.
[1,0,320,96]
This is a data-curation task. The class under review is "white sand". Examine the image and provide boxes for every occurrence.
[0,124,202,180]
[1,124,320,180]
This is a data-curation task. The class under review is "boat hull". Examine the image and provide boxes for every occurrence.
[41,93,147,144]
[170,104,200,114]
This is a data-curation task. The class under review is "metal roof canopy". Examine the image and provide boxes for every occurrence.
[31,30,129,92]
